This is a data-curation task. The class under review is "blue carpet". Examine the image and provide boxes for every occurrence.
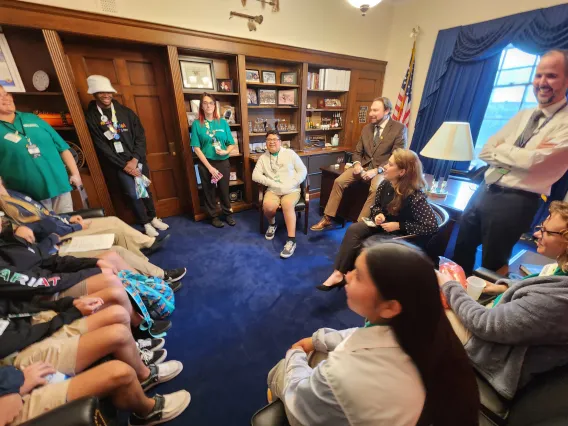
[143,201,536,426]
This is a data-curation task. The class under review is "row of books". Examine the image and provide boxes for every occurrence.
[307,69,351,91]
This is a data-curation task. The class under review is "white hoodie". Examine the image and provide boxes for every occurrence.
[252,147,307,196]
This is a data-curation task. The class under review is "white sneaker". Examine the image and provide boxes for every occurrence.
[144,223,159,237]
[151,217,169,231]
[129,391,191,426]
[141,360,183,391]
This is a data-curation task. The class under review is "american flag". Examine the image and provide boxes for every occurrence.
[392,41,416,127]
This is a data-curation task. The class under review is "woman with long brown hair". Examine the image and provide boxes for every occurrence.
[317,149,439,291]
[190,93,236,228]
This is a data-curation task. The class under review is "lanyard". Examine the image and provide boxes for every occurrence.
[523,102,568,147]
[97,103,118,129]
[0,114,28,139]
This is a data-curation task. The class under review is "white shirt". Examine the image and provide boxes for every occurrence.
[251,147,307,196]
[479,98,568,195]
[374,116,390,139]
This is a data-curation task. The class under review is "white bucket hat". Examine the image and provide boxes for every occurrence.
[87,75,117,94]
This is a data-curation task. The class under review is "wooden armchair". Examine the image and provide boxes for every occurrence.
[258,179,310,235]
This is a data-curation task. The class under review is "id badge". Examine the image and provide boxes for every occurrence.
[104,130,114,140]
[114,141,124,153]
[4,133,22,143]
[27,143,41,157]
[0,319,9,336]
[497,168,510,176]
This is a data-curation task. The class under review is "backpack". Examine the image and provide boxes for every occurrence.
[119,270,175,320]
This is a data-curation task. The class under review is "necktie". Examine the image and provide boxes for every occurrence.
[514,110,545,148]
[373,125,381,147]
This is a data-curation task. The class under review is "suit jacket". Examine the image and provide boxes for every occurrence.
[352,118,407,169]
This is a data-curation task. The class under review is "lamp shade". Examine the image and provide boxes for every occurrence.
[347,0,383,8]
[420,122,474,161]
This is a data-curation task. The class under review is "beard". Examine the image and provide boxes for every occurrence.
[535,85,556,105]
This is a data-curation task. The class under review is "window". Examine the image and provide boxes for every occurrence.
[472,46,540,167]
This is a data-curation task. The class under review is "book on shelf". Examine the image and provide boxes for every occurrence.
[308,69,351,91]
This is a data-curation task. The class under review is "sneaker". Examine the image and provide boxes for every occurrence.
[211,217,224,228]
[265,224,277,240]
[133,320,172,340]
[140,348,167,366]
[168,281,183,293]
[164,268,187,283]
[280,240,297,259]
[137,338,165,352]
[129,391,191,426]
[151,217,170,231]
[141,361,184,392]
[141,234,171,256]
[225,215,236,226]
[144,223,159,237]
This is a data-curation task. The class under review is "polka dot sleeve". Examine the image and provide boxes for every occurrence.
[369,180,389,219]
[399,191,439,236]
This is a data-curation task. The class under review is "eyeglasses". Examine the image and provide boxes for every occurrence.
[202,102,215,107]
[535,223,567,237]
[266,138,280,143]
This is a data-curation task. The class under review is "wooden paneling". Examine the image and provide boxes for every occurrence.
[237,54,252,204]
[43,29,115,215]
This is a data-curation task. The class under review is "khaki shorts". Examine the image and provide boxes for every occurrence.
[13,311,88,376]
[263,191,301,209]
[9,380,70,426]
[51,279,88,300]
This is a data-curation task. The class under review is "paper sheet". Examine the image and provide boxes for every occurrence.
[58,234,115,254]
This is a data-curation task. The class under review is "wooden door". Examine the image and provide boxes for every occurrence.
[345,70,385,150]
[65,42,188,220]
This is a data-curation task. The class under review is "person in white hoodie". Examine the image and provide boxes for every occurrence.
[252,131,307,258]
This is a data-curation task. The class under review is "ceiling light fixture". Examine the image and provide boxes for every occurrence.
[347,0,383,16]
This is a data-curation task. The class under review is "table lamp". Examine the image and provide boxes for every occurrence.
[420,122,474,197]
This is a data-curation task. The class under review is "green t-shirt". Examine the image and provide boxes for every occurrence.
[0,112,71,201]
[190,118,235,161]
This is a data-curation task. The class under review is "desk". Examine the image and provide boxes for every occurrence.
[497,249,550,276]
[319,164,478,222]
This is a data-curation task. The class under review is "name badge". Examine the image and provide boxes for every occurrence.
[27,144,41,157]
[114,142,124,153]
[23,123,39,128]
[4,133,22,143]
[0,319,9,336]
[104,130,114,140]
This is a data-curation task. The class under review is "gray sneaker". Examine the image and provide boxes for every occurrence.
[265,224,278,240]
[280,240,296,259]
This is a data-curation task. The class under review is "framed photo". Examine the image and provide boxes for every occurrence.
[186,112,198,127]
[190,99,201,113]
[246,69,261,83]
[220,105,236,124]
[278,89,298,106]
[0,33,25,92]
[261,70,276,84]
[259,89,277,105]
[324,98,342,108]
[218,79,233,93]
[280,72,297,85]
[247,88,259,105]
[179,56,215,90]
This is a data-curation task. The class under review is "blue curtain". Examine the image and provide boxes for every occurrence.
[411,3,568,175]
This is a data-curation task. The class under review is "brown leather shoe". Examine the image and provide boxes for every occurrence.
[311,216,333,231]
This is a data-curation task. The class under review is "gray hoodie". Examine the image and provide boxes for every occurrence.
[252,148,307,196]
[442,275,568,399]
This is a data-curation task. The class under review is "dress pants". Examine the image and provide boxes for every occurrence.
[197,159,232,218]
[324,167,383,222]
[453,185,540,275]
[116,162,157,225]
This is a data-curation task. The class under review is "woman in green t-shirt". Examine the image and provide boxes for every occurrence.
[190,93,236,228]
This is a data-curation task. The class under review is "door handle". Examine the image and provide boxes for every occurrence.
[168,142,177,156]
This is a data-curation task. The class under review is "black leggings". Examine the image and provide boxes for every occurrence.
[197,159,232,218]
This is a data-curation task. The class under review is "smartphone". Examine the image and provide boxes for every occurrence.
[362,217,377,228]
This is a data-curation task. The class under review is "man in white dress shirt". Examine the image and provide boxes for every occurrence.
[453,50,568,275]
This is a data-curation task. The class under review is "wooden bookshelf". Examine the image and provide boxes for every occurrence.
[246,82,300,89]
[14,91,64,96]
[183,90,239,96]
[305,128,343,132]
[249,131,298,136]
[248,105,299,109]
[307,89,348,93]
[307,109,345,112]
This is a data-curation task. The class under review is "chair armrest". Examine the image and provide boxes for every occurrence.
[301,178,310,203]
[20,397,105,426]
[68,208,105,219]
[251,400,290,426]
[473,267,507,283]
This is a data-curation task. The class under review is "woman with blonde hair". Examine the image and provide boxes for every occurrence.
[317,149,439,291]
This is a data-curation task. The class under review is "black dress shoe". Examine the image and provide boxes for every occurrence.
[141,233,171,256]
[211,217,224,228]
[315,277,346,292]
[225,214,236,226]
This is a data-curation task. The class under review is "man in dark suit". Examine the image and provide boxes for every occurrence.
[311,97,407,231]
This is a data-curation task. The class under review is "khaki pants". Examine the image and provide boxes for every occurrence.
[66,216,154,258]
[446,310,473,345]
[323,167,383,222]
[70,245,164,278]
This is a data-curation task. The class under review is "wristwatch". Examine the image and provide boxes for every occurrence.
[377,167,384,174]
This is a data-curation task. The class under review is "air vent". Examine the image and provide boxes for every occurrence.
[98,0,119,14]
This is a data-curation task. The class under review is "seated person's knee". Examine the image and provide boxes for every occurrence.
[103,304,131,326]
[104,360,137,386]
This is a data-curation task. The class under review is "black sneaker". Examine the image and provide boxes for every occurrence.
[164,268,187,283]
[141,234,171,256]
[137,338,165,352]
[211,217,224,228]
[133,320,172,340]
[140,361,184,392]
[225,215,236,226]
[128,391,191,426]
[265,224,277,240]
[140,348,167,366]
[168,281,183,293]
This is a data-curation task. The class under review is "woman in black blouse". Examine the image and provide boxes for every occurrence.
[317,149,439,291]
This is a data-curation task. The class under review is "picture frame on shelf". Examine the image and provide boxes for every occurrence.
[179,56,216,90]
[305,135,326,150]
[324,98,342,108]
[217,79,234,93]
[278,89,298,106]
[0,33,25,92]
[247,88,259,105]
[259,89,277,105]
[186,112,198,127]
[190,99,201,113]
[280,72,297,85]
[221,105,236,124]
[246,69,261,83]
[261,70,276,84]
